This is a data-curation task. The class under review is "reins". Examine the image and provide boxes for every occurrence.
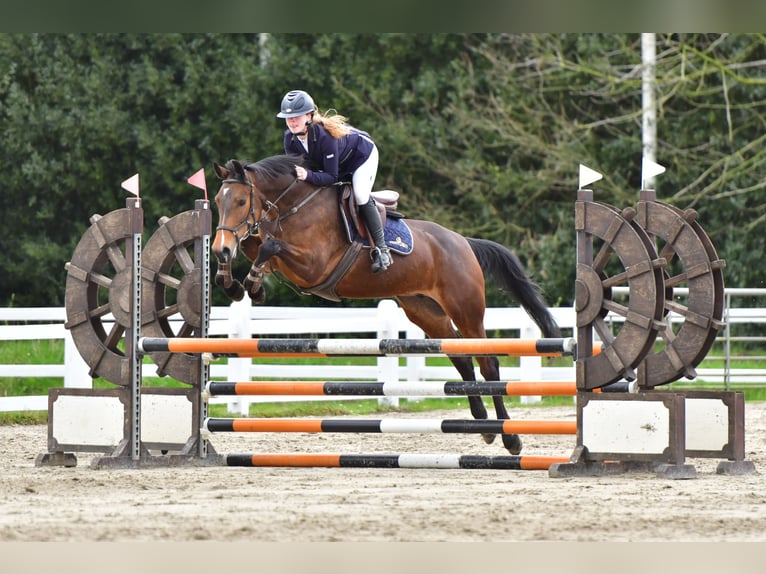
[273,184,327,223]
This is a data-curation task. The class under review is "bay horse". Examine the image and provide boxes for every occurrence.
[211,155,560,454]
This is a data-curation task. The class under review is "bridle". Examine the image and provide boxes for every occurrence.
[215,177,259,243]
[215,173,327,244]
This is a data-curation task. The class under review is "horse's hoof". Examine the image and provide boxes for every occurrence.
[249,286,266,304]
[502,433,523,455]
[225,282,245,302]
[482,433,496,445]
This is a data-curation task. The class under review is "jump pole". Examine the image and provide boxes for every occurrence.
[204,379,635,398]
[225,453,571,470]
[139,336,592,357]
[203,417,577,435]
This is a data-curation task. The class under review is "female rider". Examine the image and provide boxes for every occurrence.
[277,89,392,273]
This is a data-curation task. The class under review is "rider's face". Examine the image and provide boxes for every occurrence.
[285,113,312,134]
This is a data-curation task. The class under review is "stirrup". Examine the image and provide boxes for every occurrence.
[370,246,392,273]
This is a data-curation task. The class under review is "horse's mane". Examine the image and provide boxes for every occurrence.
[227,155,305,183]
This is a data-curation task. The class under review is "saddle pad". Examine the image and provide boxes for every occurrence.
[354,217,414,255]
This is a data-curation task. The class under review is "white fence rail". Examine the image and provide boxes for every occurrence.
[2,288,765,413]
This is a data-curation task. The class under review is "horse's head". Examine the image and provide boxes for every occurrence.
[211,159,261,300]
[212,156,302,260]
[212,156,301,300]
[212,159,258,265]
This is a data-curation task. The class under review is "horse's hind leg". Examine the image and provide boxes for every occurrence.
[477,356,522,455]
[437,298,524,455]
[397,295,521,452]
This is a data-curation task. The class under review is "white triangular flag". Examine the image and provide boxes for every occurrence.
[121,173,140,196]
[641,157,666,188]
[579,164,603,190]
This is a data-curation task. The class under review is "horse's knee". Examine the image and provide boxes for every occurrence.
[254,239,284,267]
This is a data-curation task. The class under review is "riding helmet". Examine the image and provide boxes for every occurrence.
[276,90,316,118]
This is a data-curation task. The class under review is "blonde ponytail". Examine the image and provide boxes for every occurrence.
[313,109,351,138]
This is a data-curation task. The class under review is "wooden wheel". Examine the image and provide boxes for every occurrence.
[636,199,726,387]
[64,209,135,385]
[141,210,208,386]
[575,200,666,389]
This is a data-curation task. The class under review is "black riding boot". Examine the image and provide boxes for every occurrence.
[359,198,392,273]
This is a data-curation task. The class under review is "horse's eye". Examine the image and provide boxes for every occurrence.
[238,199,247,207]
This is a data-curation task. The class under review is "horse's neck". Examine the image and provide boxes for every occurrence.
[269,182,342,234]
[261,183,350,284]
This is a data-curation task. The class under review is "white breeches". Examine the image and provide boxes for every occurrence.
[351,144,379,205]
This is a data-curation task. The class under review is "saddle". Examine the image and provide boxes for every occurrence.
[338,183,404,241]
[299,184,412,302]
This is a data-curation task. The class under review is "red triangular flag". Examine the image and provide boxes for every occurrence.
[121,173,140,197]
[187,168,207,200]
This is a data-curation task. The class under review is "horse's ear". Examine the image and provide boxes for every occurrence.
[213,162,229,180]
[231,159,244,175]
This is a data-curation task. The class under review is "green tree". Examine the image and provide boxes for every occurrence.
[0,34,274,305]
[2,33,765,310]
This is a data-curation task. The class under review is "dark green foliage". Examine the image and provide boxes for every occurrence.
[2,33,765,309]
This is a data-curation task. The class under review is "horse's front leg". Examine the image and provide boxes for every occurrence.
[214,259,245,301]
[243,263,267,304]
[241,238,289,303]
[227,235,268,303]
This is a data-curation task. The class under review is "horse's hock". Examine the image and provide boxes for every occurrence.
[44,179,755,478]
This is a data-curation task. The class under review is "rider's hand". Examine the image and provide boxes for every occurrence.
[295,166,308,180]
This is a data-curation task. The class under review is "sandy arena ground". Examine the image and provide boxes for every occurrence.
[1,402,765,543]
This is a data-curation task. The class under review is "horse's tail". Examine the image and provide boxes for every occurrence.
[467,237,561,338]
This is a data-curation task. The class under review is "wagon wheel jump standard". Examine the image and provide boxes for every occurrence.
[573,188,726,390]
[64,207,139,386]
[635,191,726,388]
[141,209,211,387]
[574,194,667,390]
[65,207,208,387]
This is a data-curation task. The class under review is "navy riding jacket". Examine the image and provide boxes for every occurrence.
[283,122,375,187]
